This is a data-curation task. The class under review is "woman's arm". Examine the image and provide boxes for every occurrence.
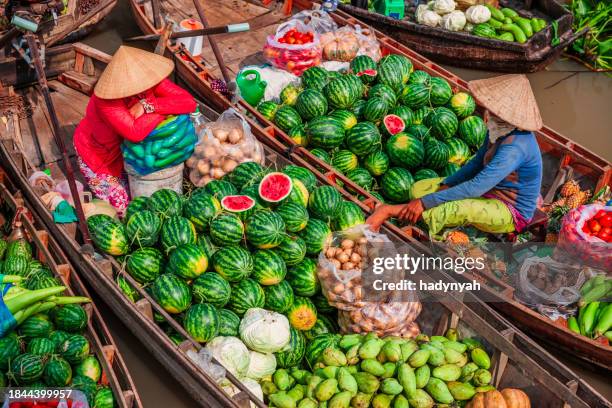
[148,79,197,115]
[96,98,164,143]
[443,138,488,187]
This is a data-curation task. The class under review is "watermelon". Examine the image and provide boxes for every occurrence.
[252,250,287,285]
[377,59,404,92]
[308,186,342,221]
[183,303,219,343]
[218,309,241,336]
[301,66,329,91]
[363,97,389,124]
[125,197,148,224]
[310,148,332,165]
[364,150,390,177]
[280,84,301,106]
[295,89,328,121]
[448,92,476,118]
[274,105,303,133]
[49,331,70,353]
[414,168,439,181]
[59,335,90,365]
[305,333,341,369]
[323,76,360,109]
[19,314,52,338]
[408,70,431,85]
[276,202,309,232]
[282,165,316,192]
[3,255,29,276]
[125,210,161,247]
[43,357,72,386]
[209,213,244,246]
[284,179,310,208]
[160,216,196,252]
[246,210,286,249]
[345,122,381,156]
[330,109,358,130]
[311,294,334,314]
[6,239,32,260]
[344,74,365,99]
[351,99,367,119]
[87,215,128,256]
[0,334,20,370]
[263,280,294,313]
[74,355,101,382]
[221,195,256,213]
[167,244,208,280]
[382,114,406,136]
[405,124,431,140]
[71,375,98,401]
[386,132,425,169]
[381,167,415,202]
[334,201,366,231]
[197,235,218,263]
[116,275,140,303]
[258,172,293,203]
[192,272,231,307]
[458,115,487,149]
[53,304,87,333]
[428,77,453,106]
[275,327,306,368]
[228,278,265,316]
[447,138,471,165]
[346,168,374,192]
[351,55,378,84]
[332,150,359,173]
[147,189,183,218]
[288,124,309,146]
[228,161,265,190]
[299,219,332,255]
[401,84,429,109]
[287,296,317,331]
[304,314,338,341]
[126,247,163,284]
[368,84,397,108]
[203,179,238,199]
[380,54,413,82]
[286,258,320,297]
[9,353,45,384]
[307,116,345,149]
[389,105,414,127]
[26,338,55,356]
[257,101,279,121]
[429,107,459,140]
[212,246,253,282]
[423,137,451,170]
[93,388,115,408]
[441,162,461,177]
[27,275,60,291]
[413,106,433,125]
[151,274,192,314]
[274,235,307,266]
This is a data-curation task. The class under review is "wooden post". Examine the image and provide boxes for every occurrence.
[151,0,162,29]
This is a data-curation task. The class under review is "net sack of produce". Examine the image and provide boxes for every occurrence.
[338,304,422,338]
[121,114,196,175]
[320,26,361,62]
[263,20,322,76]
[292,9,338,34]
[186,108,264,187]
[354,25,382,61]
[555,204,612,271]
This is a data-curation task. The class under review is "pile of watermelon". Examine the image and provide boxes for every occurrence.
[88,161,368,364]
[257,54,488,204]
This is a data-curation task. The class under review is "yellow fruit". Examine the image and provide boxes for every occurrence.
[560,180,580,197]
[566,191,590,209]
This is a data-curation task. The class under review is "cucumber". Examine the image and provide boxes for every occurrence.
[497,32,514,42]
[156,148,173,159]
[154,150,184,168]
[130,144,146,159]
[501,24,527,43]
[485,4,505,21]
[473,24,497,39]
[144,155,156,169]
[151,140,163,155]
[161,127,186,148]
[514,17,533,38]
[487,18,503,29]
[501,8,519,19]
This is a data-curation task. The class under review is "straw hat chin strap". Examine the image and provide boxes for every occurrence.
[488,116,516,143]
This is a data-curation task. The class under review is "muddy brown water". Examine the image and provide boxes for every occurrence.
[82,2,611,406]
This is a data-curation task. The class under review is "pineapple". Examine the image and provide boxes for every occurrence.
[560,179,580,197]
[545,233,558,243]
[545,197,567,213]
[445,230,470,245]
[566,191,591,209]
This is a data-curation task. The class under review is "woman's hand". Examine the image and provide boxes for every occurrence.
[397,199,425,224]
[129,102,145,119]
[366,204,403,232]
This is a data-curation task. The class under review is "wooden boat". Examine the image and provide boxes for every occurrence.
[0,168,141,408]
[0,41,611,408]
[128,0,612,373]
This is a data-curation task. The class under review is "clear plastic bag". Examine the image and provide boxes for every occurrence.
[354,24,382,61]
[292,9,338,34]
[320,26,361,62]
[263,20,322,76]
[186,108,264,187]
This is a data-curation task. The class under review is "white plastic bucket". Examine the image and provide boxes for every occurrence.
[177,18,204,56]
[126,163,184,198]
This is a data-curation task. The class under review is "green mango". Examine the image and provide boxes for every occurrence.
[425,378,454,404]
[353,372,380,394]
[320,402,327,408]
[397,363,416,399]
[269,392,297,408]
[350,392,373,408]
[337,367,358,396]
[339,334,363,350]
[444,341,467,354]
[445,328,459,341]
[460,362,478,382]
[446,381,476,400]
[432,364,461,381]
[382,341,402,362]
[262,380,278,396]
[472,369,492,386]
[408,349,430,368]
[475,385,496,393]
[364,332,379,342]
[297,397,318,408]
[359,339,384,359]
[454,353,468,368]
[400,341,419,361]
[347,365,359,375]
[274,369,292,391]
[429,340,446,350]
[291,369,310,385]
[407,389,435,408]
[323,347,348,367]
[381,362,397,378]
[443,348,463,365]
[372,393,393,408]
[329,391,352,408]
[287,385,305,402]
[321,366,340,379]
[377,351,388,364]
[414,365,430,389]
[462,338,483,351]
[306,375,323,398]
[346,344,361,365]
[315,379,339,402]
[361,359,386,376]
[470,348,491,369]
[430,336,448,343]
[423,345,445,366]
[381,377,403,395]
[415,334,430,343]
[393,394,409,408]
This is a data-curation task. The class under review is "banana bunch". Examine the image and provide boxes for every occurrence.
[567,275,612,342]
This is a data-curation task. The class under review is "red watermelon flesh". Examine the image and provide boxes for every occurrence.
[357,69,378,78]
[221,195,256,212]
[383,114,405,135]
[258,172,293,203]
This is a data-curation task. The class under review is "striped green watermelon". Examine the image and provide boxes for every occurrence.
[275,326,306,368]
[27,276,61,290]
[390,105,414,127]
[401,83,429,109]
[323,76,360,109]
[53,304,87,333]
[49,330,70,353]
[246,210,285,249]
[307,116,345,149]
[228,278,265,315]
[240,184,267,209]
[274,105,303,133]
[295,89,328,121]
[447,138,471,165]
[305,333,341,369]
[6,239,32,260]
[26,338,55,356]
[263,280,294,313]
[284,179,310,208]
[288,124,309,146]
[301,66,329,91]
[93,388,115,408]
[334,201,366,231]
[352,99,367,119]
[203,179,238,199]
[330,109,358,130]
[310,148,332,165]
[71,375,98,401]
[381,167,415,202]
[125,196,148,224]
[308,186,342,222]
[386,132,425,169]
[160,216,197,252]
[183,193,221,231]
[346,168,374,192]
[414,168,439,181]
[429,77,453,106]
[364,150,390,177]
[429,107,459,140]
[441,162,461,177]
[299,219,332,255]
[280,84,301,105]
[405,124,431,140]
[197,235,218,265]
[448,92,476,118]
[74,355,101,382]
[287,296,317,330]
[116,274,140,303]
[126,210,161,247]
[212,246,253,282]
[377,59,404,92]
[303,314,338,341]
[274,235,307,266]
[43,357,72,386]
[0,334,20,370]
[282,165,316,192]
[286,258,320,297]
[87,215,128,256]
[192,272,231,307]
[218,309,241,336]
[9,353,44,384]
[147,189,183,218]
[413,106,433,125]
[423,137,451,170]
[346,122,381,156]
[363,97,389,124]
[257,101,279,121]
[227,161,265,190]
[332,150,359,173]
[252,250,286,285]
[59,335,89,365]
[209,213,244,246]
[19,314,52,338]
[408,70,431,85]
[3,255,29,276]
[351,55,378,84]
[151,274,192,314]
[458,115,487,149]
[344,74,365,99]
[0,371,5,388]
[126,247,163,284]
[276,202,309,232]
[368,84,397,108]
[167,244,208,280]
[183,303,219,343]
[380,54,413,82]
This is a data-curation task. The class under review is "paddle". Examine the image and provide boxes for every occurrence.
[125,23,250,42]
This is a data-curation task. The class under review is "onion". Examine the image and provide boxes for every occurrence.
[222,159,238,173]
[211,168,225,179]
[343,262,355,270]
[214,128,229,142]
[228,128,242,144]
[331,259,341,269]
[197,160,210,175]
[350,253,361,263]
[336,253,349,263]
[341,239,355,250]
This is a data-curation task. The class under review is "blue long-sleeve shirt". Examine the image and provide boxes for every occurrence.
[421,131,543,221]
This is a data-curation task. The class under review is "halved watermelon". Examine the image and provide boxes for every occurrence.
[258,172,293,203]
[356,69,377,79]
[383,114,405,136]
[221,195,256,213]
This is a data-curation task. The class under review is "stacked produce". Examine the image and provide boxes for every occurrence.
[565,0,612,71]
[566,275,612,346]
[264,21,322,76]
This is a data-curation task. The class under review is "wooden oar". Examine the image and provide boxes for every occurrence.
[124,23,250,42]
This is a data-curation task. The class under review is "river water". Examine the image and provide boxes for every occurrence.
[83,2,611,406]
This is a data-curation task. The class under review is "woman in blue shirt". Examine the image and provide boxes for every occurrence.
[367,74,543,235]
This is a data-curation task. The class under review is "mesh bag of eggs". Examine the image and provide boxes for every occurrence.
[186,108,264,187]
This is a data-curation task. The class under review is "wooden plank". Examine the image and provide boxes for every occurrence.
[58,71,98,95]
[73,43,113,64]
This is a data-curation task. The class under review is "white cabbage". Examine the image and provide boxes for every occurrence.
[245,351,276,380]
[419,10,442,27]
[241,378,264,408]
[465,5,491,24]
[204,336,250,377]
[416,4,430,23]
[464,22,475,32]
[432,0,455,14]
[443,10,467,31]
[239,308,291,353]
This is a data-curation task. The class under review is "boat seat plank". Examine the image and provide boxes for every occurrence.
[161,0,269,26]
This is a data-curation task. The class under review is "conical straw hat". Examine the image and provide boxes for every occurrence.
[94,46,174,99]
[468,74,543,131]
